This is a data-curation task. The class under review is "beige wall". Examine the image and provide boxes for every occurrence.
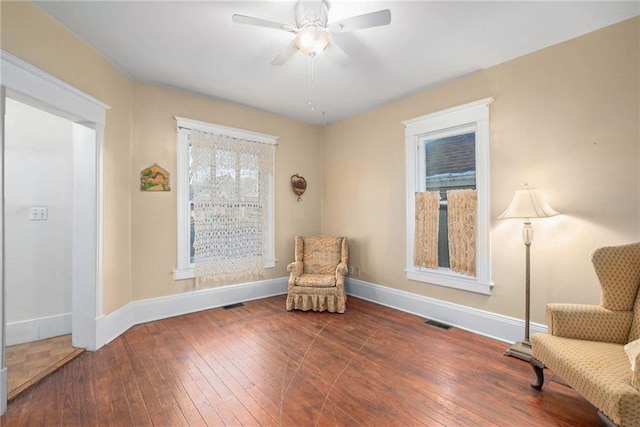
[131,83,323,299]
[1,2,324,310]
[322,17,640,324]
[2,2,638,327]
[1,1,134,314]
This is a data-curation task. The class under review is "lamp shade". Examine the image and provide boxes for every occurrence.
[498,187,559,219]
[294,27,330,56]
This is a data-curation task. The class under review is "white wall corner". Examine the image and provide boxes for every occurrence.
[96,276,288,349]
[345,277,546,344]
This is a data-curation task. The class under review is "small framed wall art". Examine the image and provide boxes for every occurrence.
[141,163,170,191]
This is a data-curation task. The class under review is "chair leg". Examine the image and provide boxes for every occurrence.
[597,410,619,427]
[530,357,545,390]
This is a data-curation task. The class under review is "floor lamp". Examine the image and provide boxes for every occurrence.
[499,186,558,361]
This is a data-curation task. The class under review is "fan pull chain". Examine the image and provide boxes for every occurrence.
[308,56,315,112]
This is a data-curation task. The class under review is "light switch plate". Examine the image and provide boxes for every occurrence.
[29,207,48,220]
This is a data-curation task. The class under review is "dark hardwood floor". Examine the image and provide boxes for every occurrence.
[1,295,599,426]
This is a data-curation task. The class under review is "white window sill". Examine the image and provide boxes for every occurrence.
[406,268,493,295]
[174,267,194,281]
[173,259,277,281]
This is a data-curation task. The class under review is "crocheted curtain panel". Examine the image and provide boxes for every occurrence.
[447,189,477,277]
[414,191,440,269]
[190,128,274,285]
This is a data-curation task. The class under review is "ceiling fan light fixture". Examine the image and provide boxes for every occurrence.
[294,26,330,56]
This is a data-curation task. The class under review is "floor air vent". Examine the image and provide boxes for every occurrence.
[424,319,452,330]
[223,302,244,310]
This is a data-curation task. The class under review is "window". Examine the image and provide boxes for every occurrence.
[404,98,493,294]
[425,130,476,268]
[174,117,276,281]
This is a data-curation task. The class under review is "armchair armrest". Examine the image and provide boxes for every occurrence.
[632,357,640,390]
[336,262,348,277]
[287,261,303,276]
[546,303,632,344]
[625,339,640,390]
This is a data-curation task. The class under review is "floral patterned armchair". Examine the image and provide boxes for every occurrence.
[286,236,348,313]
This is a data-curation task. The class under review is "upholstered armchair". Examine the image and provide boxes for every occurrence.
[286,236,348,313]
[531,242,640,427]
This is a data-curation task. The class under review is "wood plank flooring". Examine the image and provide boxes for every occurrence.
[1,295,599,426]
[6,334,85,402]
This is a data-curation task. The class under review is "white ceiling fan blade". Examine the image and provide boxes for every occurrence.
[271,42,299,65]
[232,14,296,32]
[324,39,351,66]
[329,9,391,33]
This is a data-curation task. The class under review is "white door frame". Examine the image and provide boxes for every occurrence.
[0,51,108,414]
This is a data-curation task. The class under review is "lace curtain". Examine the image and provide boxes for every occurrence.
[190,128,274,285]
[414,191,440,268]
[447,189,477,276]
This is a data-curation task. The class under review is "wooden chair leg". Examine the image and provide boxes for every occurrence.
[597,410,619,427]
[530,357,545,390]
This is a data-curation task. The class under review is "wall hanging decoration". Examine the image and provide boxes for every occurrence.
[140,163,171,191]
[291,173,307,201]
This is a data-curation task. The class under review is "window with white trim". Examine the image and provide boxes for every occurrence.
[404,98,493,295]
[174,117,275,281]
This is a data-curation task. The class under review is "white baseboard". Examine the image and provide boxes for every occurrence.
[95,275,543,351]
[6,313,72,346]
[0,367,7,415]
[346,277,546,344]
[96,276,288,348]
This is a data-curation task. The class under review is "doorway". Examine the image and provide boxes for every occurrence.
[4,98,84,400]
[1,51,106,414]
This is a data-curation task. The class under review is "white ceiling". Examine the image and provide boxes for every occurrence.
[33,1,639,126]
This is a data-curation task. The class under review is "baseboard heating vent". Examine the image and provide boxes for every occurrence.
[424,319,452,330]
[223,302,244,310]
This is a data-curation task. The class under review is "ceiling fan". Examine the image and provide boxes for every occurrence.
[232,0,391,65]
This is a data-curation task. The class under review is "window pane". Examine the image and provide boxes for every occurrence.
[424,131,476,268]
[240,153,260,202]
[425,132,476,195]
[215,150,237,201]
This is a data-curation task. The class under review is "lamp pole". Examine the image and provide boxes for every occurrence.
[499,186,558,362]
[524,232,531,344]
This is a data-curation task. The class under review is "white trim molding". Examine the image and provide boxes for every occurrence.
[6,313,72,346]
[403,98,494,295]
[1,51,109,124]
[346,277,546,344]
[1,51,108,411]
[0,368,6,414]
[97,276,288,348]
[174,118,277,281]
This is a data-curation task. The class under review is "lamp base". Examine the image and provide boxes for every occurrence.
[504,340,532,361]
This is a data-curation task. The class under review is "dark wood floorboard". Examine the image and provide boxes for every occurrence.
[1,295,599,426]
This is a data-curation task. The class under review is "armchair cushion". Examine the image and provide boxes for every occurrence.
[546,303,633,344]
[532,334,640,426]
[302,236,343,275]
[295,274,336,288]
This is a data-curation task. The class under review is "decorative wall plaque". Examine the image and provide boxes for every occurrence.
[141,163,170,191]
[291,173,307,201]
